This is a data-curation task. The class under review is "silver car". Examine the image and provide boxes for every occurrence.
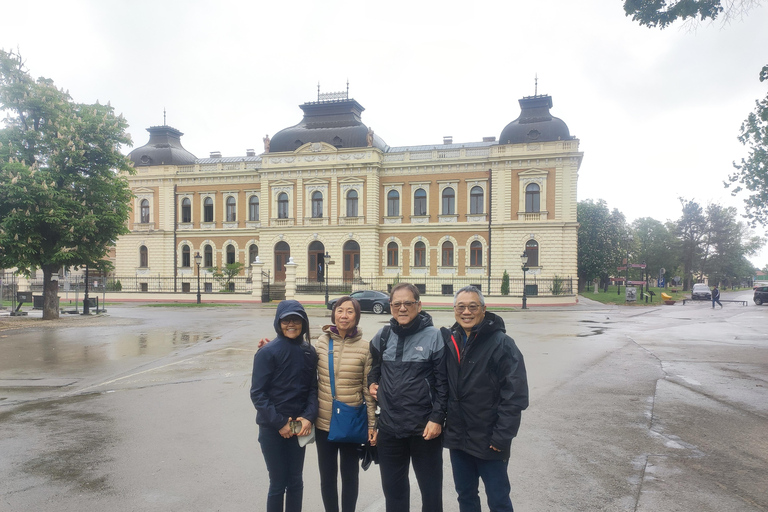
[691,283,712,301]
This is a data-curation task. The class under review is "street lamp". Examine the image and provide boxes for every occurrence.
[194,252,202,304]
[624,233,633,302]
[324,251,331,306]
[521,252,529,310]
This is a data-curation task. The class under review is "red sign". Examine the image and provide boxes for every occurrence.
[628,280,646,285]
[617,266,627,271]
[630,264,647,268]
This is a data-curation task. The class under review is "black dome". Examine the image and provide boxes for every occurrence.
[499,95,571,145]
[128,125,197,166]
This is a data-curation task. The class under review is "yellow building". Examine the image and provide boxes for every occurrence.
[115,91,582,299]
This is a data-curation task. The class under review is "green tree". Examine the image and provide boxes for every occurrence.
[213,262,244,291]
[577,199,627,292]
[0,49,133,319]
[500,270,510,295]
[673,198,707,291]
[623,0,763,28]
[631,217,679,283]
[700,203,762,286]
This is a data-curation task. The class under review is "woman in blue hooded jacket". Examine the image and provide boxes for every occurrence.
[251,300,319,512]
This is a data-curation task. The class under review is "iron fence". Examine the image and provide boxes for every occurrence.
[22,275,253,294]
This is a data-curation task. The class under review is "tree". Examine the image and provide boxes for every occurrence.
[577,199,628,291]
[699,203,762,286]
[0,49,133,319]
[213,262,244,291]
[500,270,510,295]
[631,217,679,283]
[673,198,707,291]
[623,0,763,28]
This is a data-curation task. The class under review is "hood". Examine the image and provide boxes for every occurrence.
[391,310,434,337]
[273,300,310,338]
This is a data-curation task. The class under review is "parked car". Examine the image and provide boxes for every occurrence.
[327,290,391,314]
[754,286,768,306]
[691,283,712,301]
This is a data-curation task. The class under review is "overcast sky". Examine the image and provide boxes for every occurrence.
[3,0,768,268]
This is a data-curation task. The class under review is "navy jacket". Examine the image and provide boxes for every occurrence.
[250,300,318,430]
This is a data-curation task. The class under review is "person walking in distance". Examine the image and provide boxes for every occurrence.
[712,284,723,309]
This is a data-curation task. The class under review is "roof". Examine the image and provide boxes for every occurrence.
[499,95,572,145]
[128,125,197,166]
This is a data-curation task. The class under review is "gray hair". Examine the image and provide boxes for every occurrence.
[454,285,485,306]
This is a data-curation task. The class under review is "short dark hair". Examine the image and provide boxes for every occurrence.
[390,282,420,302]
[331,296,362,329]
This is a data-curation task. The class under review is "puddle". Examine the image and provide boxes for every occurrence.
[576,328,605,337]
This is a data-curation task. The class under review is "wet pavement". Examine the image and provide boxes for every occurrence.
[0,292,766,511]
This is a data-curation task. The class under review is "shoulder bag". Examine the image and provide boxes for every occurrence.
[327,337,368,444]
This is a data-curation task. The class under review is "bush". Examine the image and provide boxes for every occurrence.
[501,270,510,295]
[106,279,122,291]
[551,275,565,296]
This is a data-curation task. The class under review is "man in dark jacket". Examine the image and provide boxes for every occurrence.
[441,286,528,512]
[368,282,448,512]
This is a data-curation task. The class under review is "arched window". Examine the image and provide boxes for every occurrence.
[442,187,455,215]
[441,241,454,266]
[332,136,342,148]
[414,188,427,216]
[204,197,214,222]
[312,191,323,218]
[226,244,236,265]
[249,245,258,265]
[182,245,191,267]
[387,242,398,267]
[139,245,148,267]
[181,198,191,223]
[525,184,540,213]
[414,241,426,267]
[204,244,213,267]
[470,186,484,214]
[277,192,289,219]
[140,199,150,223]
[226,196,236,222]
[249,196,259,221]
[470,241,483,267]
[346,190,358,217]
[525,239,539,266]
[387,190,400,217]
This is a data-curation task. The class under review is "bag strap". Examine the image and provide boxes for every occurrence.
[329,337,336,399]
[379,325,391,357]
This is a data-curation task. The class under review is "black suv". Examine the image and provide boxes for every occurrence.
[754,286,768,306]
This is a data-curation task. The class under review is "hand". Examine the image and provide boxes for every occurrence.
[296,417,312,437]
[490,445,501,452]
[422,421,442,440]
[258,337,270,349]
[279,418,294,438]
[368,428,377,446]
[369,383,379,401]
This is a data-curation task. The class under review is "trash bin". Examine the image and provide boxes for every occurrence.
[84,297,97,308]
[33,295,44,309]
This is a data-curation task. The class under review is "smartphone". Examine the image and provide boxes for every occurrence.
[289,420,302,434]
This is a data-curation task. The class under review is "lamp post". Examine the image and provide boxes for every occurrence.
[624,233,633,302]
[324,251,331,306]
[194,252,202,304]
[521,252,529,310]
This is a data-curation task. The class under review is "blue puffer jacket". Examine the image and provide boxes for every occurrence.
[250,300,318,430]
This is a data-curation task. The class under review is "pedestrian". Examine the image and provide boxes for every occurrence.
[368,282,448,512]
[251,300,318,512]
[441,286,529,512]
[315,296,377,512]
[712,284,723,308]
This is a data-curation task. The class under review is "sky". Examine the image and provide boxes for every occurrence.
[2,0,768,268]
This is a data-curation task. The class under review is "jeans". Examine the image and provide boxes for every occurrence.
[449,449,514,512]
[259,426,307,512]
[376,429,443,512]
[315,428,361,512]
[712,298,722,308]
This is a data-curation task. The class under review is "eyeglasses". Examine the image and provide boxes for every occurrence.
[390,301,418,309]
[280,316,303,325]
[454,304,482,313]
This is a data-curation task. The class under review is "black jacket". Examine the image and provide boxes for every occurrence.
[368,311,448,437]
[441,311,528,459]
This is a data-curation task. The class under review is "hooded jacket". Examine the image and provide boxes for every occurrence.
[250,300,318,430]
[368,311,447,437]
[441,311,528,459]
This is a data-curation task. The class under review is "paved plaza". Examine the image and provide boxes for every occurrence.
[1,290,766,511]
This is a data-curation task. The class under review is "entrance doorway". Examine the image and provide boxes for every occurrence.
[308,241,325,282]
[274,241,290,281]
[343,240,360,281]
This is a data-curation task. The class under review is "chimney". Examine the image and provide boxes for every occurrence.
[443,136,453,145]
[483,136,496,142]
[246,149,256,157]
[209,151,222,159]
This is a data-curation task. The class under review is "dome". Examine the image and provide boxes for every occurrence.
[499,95,571,145]
[128,125,197,166]
[269,98,388,153]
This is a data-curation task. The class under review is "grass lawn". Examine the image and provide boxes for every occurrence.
[582,285,751,306]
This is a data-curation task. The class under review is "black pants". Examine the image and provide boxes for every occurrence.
[376,429,443,512]
[315,428,361,512]
[259,426,306,512]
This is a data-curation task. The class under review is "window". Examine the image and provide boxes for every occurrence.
[470,241,482,266]
[204,244,213,267]
[387,242,398,267]
[470,186,483,214]
[139,245,148,267]
[414,188,427,216]
[414,241,426,267]
[204,197,214,222]
[441,241,454,266]
[346,190,358,217]
[442,187,455,215]
[249,245,258,265]
[525,240,539,266]
[525,184,540,213]
[278,192,289,219]
[312,191,323,218]
[226,196,236,222]
[181,198,191,223]
[226,244,236,265]
[182,245,191,267]
[333,136,342,148]
[387,190,399,217]
[140,199,150,223]
[249,196,259,221]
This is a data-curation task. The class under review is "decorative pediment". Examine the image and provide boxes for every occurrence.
[134,187,155,193]
[304,178,329,186]
[271,180,294,187]
[519,168,549,177]
[296,142,337,153]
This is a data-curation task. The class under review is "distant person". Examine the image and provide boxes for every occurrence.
[712,285,723,309]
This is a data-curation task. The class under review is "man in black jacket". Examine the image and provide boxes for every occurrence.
[368,282,448,512]
[441,286,529,512]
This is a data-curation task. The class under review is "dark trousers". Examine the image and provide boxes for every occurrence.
[376,429,443,512]
[449,449,513,512]
[259,426,307,512]
[315,428,361,512]
[712,298,722,308]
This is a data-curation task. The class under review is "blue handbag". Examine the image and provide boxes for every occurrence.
[327,338,368,444]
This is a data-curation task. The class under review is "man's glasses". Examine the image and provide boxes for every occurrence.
[390,301,418,309]
[280,316,303,325]
[454,304,482,313]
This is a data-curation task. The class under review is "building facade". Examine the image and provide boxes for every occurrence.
[115,92,582,296]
